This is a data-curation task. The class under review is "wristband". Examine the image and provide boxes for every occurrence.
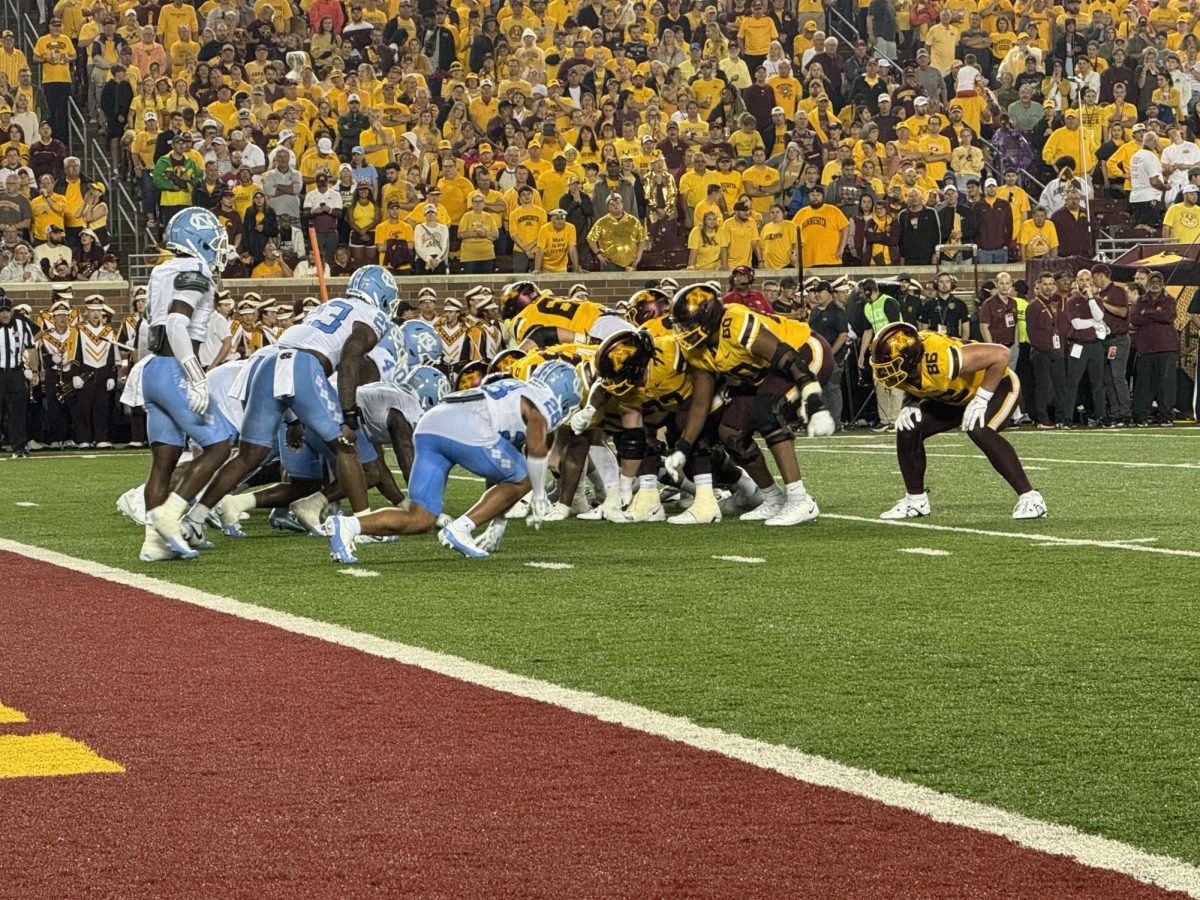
[673,438,693,458]
[342,406,361,431]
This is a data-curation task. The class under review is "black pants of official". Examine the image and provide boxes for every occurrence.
[1133,351,1179,424]
[0,369,29,451]
[1066,340,1106,423]
[1031,349,1070,425]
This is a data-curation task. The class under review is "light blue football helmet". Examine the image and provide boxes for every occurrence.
[397,319,443,369]
[528,359,582,430]
[346,265,399,311]
[401,365,450,411]
[164,207,230,271]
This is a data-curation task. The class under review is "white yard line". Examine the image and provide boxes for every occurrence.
[13,502,38,507]
[0,537,1196,896]
[823,515,1200,560]
[524,561,574,570]
[897,548,951,556]
[338,568,379,577]
[712,554,767,564]
[801,447,1200,470]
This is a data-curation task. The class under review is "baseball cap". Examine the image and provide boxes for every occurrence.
[348,93,361,102]
[550,207,566,216]
[1148,270,1164,281]
[914,97,929,106]
[352,145,365,154]
[438,140,451,149]
[0,296,11,310]
[278,129,294,140]
[1183,184,1199,194]
[771,106,785,115]
[478,142,492,152]
[317,137,333,153]
[984,177,997,187]
[423,202,438,213]
[878,94,891,103]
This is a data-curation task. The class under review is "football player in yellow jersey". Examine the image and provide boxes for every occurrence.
[624,287,673,337]
[502,281,633,349]
[870,322,1047,520]
[668,283,835,526]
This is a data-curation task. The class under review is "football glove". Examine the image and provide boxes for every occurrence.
[527,495,553,529]
[106,379,115,391]
[961,388,993,432]
[895,406,923,432]
[186,379,209,414]
[569,404,597,435]
[72,375,84,390]
[806,409,835,438]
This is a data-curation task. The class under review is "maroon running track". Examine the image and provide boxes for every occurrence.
[0,552,1188,899]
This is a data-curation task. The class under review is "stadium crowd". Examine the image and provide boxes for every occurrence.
[9,0,1200,274]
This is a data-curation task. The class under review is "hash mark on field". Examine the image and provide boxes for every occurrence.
[338,568,379,577]
[897,548,951,557]
[712,554,766,564]
[525,561,574,570]
[4,538,1198,897]
[14,502,38,507]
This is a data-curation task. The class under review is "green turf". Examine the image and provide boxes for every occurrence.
[2,429,1199,863]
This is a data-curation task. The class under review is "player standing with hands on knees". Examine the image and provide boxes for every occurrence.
[871,321,1047,521]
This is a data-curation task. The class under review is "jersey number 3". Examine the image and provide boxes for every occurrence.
[310,300,353,335]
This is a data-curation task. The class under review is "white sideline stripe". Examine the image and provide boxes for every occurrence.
[14,502,38,507]
[525,561,574,570]
[712,554,767,564]
[825,515,1200,560]
[0,538,1197,897]
[802,447,1200,470]
[897,547,951,557]
[339,568,379,577]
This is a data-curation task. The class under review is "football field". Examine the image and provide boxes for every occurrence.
[2,427,1198,896]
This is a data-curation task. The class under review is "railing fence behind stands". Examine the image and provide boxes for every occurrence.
[1094,236,1174,263]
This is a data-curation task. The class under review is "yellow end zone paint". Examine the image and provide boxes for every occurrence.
[0,734,124,779]
[0,702,29,724]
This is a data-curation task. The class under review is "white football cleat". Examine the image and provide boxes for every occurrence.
[269,508,308,534]
[435,513,454,528]
[475,518,508,553]
[718,486,761,516]
[290,492,328,536]
[438,523,489,558]
[148,505,198,559]
[739,490,785,521]
[625,487,665,522]
[1012,490,1047,519]
[668,494,721,525]
[880,493,931,520]
[765,493,820,526]
[139,525,182,562]
[570,486,592,515]
[215,495,252,537]
[542,501,572,522]
[182,517,214,550]
[324,515,359,564]
[506,493,531,519]
[578,493,629,521]
[116,486,148,525]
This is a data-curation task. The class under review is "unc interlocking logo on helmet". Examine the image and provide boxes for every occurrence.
[164,207,230,271]
[528,359,583,430]
[346,266,399,310]
[398,319,442,368]
[401,364,450,410]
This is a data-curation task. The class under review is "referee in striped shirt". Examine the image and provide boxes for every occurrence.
[0,294,37,458]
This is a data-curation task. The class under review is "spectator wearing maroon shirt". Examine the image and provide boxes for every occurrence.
[1065,269,1111,425]
[978,271,1021,368]
[722,266,775,314]
[1026,271,1071,427]
[973,178,1013,263]
[1092,263,1132,425]
[1130,273,1179,426]
[1050,191,1095,258]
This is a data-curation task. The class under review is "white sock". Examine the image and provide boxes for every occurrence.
[761,483,783,500]
[619,474,638,505]
[588,444,619,489]
[908,492,928,502]
[227,493,256,514]
[159,492,188,518]
[638,474,657,490]
[733,469,757,498]
[785,480,806,497]
[185,503,210,527]
[452,514,476,533]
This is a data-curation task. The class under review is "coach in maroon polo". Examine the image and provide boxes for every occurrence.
[1092,263,1132,425]
[1026,270,1071,428]
[1051,190,1095,258]
[1130,271,1179,426]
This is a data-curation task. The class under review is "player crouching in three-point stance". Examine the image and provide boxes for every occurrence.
[325,360,584,562]
[870,322,1047,520]
[140,207,235,561]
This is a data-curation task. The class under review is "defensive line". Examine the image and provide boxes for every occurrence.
[0,537,1197,898]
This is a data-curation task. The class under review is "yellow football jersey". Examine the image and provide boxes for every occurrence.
[902,332,988,406]
[620,334,693,416]
[511,298,608,345]
[640,315,672,338]
[681,305,811,384]
[510,342,595,381]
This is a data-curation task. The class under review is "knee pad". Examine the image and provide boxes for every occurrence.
[721,431,759,464]
[763,427,794,448]
[615,427,647,461]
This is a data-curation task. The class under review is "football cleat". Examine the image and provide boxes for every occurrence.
[739,490,785,521]
[438,524,489,559]
[290,492,328,536]
[182,517,214,550]
[579,493,631,522]
[148,505,199,559]
[543,501,572,522]
[570,485,592,515]
[269,508,308,534]
[764,493,820,526]
[505,493,531,519]
[475,518,508,553]
[359,534,399,544]
[116,486,148,525]
[435,513,454,528]
[215,494,254,537]
[324,515,359,564]
[880,493,931,520]
[1012,490,1047,519]
[139,525,183,562]
[625,487,665,522]
[668,495,721,525]
[719,486,762,516]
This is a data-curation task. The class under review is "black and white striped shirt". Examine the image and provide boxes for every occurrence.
[0,314,34,371]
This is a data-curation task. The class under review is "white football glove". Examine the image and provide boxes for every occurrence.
[895,406,923,432]
[961,389,993,432]
[105,378,115,391]
[664,449,687,483]
[569,404,597,435]
[72,375,84,390]
[527,495,553,529]
[806,409,835,437]
[186,378,210,414]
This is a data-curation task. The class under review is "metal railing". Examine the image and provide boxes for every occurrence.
[1095,236,1174,262]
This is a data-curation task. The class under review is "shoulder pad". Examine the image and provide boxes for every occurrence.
[173,270,211,293]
